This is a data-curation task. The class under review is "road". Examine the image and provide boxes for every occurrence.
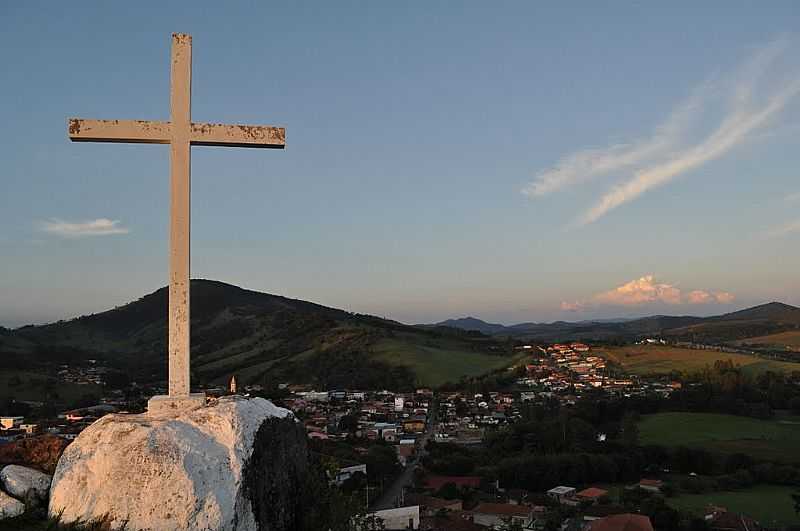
[369,401,437,511]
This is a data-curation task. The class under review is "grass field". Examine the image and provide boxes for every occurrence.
[599,345,800,376]
[372,337,528,387]
[668,484,798,526]
[639,412,800,463]
[732,330,800,351]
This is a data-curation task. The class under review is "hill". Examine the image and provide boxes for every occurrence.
[0,280,519,390]
[432,317,508,335]
[430,302,800,343]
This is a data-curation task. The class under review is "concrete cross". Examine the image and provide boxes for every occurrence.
[68,33,285,413]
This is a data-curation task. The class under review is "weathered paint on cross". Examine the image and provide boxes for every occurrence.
[67,33,285,413]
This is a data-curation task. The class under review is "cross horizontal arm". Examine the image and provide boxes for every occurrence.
[68,119,171,144]
[189,123,285,148]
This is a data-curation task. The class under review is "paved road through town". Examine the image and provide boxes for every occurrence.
[369,401,437,511]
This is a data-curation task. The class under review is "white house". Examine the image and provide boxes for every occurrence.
[371,505,419,530]
[547,485,576,503]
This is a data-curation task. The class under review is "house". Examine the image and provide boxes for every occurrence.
[0,417,24,430]
[19,424,39,435]
[335,464,367,485]
[396,444,416,466]
[470,503,533,529]
[637,479,663,493]
[371,505,420,530]
[403,417,426,434]
[420,511,483,531]
[406,495,462,516]
[576,487,608,504]
[588,514,653,531]
[547,485,576,503]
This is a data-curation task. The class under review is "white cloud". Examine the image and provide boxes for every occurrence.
[594,275,682,306]
[39,218,130,238]
[561,275,734,311]
[525,37,800,226]
[714,291,736,304]
[784,191,800,202]
[560,300,586,312]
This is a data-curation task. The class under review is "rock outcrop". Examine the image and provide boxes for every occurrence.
[0,490,24,520]
[0,435,69,474]
[0,464,52,508]
[49,396,309,531]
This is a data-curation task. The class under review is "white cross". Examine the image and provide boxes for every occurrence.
[68,33,285,412]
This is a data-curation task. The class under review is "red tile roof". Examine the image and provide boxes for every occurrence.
[589,514,654,531]
[424,475,481,490]
[577,487,609,499]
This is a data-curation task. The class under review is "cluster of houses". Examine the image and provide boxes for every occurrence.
[56,362,108,386]
[367,478,651,530]
[370,477,758,531]
[436,391,516,444]
[279,386,433,466]
[515,343,681,403]
[0,403,121,443]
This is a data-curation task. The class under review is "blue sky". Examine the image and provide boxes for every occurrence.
[1,2,799,327]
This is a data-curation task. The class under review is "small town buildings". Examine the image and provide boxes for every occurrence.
[403,416,426,434]
[547,485,576,503]
[420,511,483,531]
[371,505,420,530]
[470,503,533,528]
[406,495,462,516]
[0,417,24,430]
[396,443,415,466]
[637,479,663,493]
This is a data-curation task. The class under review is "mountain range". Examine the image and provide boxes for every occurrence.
[433,302,800,342]
[2,280,799,391]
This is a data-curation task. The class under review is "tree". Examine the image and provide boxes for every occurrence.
[793,491,800,517]
[339,414,359,434]
[435,482,461,500]
[620,411,639,447]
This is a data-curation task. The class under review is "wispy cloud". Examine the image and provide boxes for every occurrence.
[784,191,800,202]
[525,37,800,226]
[562,275,734,311]
[39,218,130,238]
[523,83,708,197]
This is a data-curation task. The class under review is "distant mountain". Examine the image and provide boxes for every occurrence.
[430,302,800,343]
[1,280,512,390]
[433,317,508,335]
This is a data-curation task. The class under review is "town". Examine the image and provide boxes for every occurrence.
[4,341,785,531]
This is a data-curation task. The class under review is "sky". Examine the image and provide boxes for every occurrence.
[1,2,800,327]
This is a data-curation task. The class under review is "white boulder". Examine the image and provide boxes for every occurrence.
[0,490,24,520]
[0,464,52,506]
[49,396,309,531]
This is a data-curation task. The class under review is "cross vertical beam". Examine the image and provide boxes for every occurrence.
[67,32,285,414]
[169,33,192,397]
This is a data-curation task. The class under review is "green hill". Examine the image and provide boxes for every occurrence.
[1,280,519,390]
